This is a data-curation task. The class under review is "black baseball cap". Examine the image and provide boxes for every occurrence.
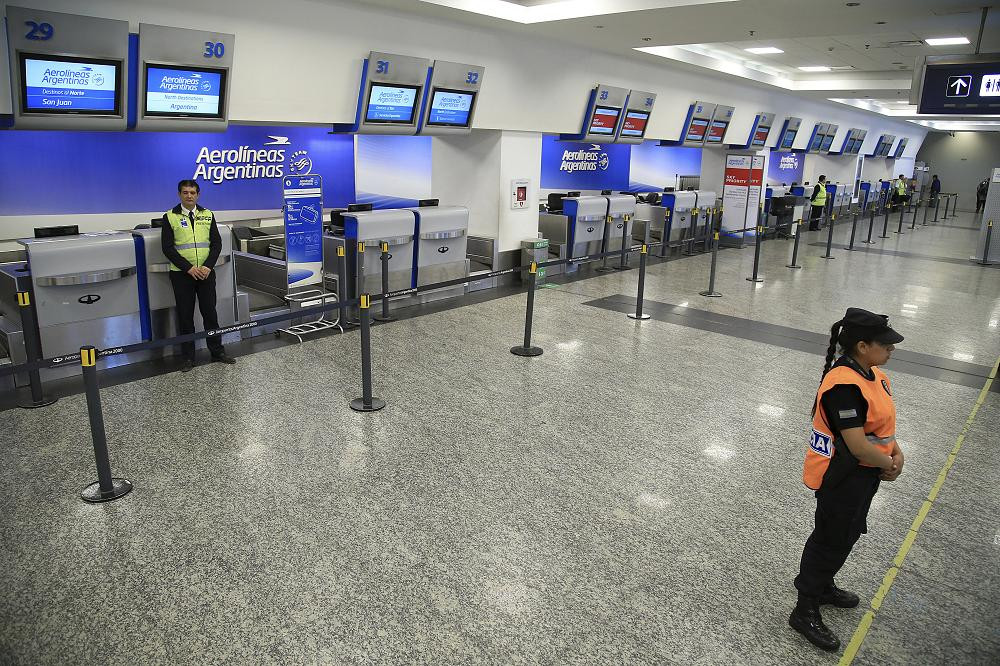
[841,307,904,345]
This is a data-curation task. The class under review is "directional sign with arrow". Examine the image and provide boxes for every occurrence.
[947,75,972,97]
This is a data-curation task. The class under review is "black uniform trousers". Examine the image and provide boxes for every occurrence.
[169,270,224,360]
[794,466,881,598]
[809,205,824,231]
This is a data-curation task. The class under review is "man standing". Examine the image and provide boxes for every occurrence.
[892,174,908,207]
[930,175,941,206]
[809,175,828,231]
[977,178,989,214]
[161,179,236,372]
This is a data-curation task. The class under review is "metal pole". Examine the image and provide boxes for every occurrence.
[16,291,56,409]
[617,214,630,270]
[880,203,892,239]
[847,211,859,251]
[895,203,906,234]
[597,215,614,272]
[864,206,877,244]
[79,346,132,503]
[350,294,386,411]
[976,6,989,54]
[627,245,651,320]
[373,242,395,323]
[943,195,951,220]
[699,231,722,297]
[661,211,673,258]
[978,220,994,266]
[910,200,918,230]
[823,212,836,259]
[746,224,764,283]
[336,245,350,327]
[787,220,803,269]
[934,196,941,223]
[511,262,545,354]
[684,208,699,256]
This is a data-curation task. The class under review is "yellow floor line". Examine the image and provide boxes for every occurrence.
[838,353,999,666]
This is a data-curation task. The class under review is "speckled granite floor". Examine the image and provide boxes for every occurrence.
[1,211,997,664]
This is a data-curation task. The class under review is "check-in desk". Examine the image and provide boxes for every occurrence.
[19,232,143,378]
[408,205,469,300]
[342,209,416,299]
[132,227,243,351]
[602,194,636,264]
[538,195,608,273]
[663,191,698,255]
[859,182,873,213]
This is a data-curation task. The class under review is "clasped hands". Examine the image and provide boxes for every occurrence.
[879,451,904,482]
[187,266,212,280]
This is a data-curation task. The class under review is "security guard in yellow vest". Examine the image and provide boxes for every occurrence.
[789,308,905,652]
[809,175,827,230]
[892,174,909,207]
[161,179,235,372]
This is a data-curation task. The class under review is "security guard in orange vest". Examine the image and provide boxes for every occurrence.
[789,308,904,652]
[161,179,236,372]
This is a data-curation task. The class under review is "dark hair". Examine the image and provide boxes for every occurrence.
[177,179,200,193]
[818,175,826,182]
[812,320,880,415]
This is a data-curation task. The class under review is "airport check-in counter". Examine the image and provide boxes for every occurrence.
[0,261,33,386]
[661,191,698,256]
[133,227,243,349]
[632,197,667,255]
[19,232,143,377]
[603,194,636,259]
[859,182,873,213]
[538,195,608,273]
[342,209,416,298]
[790,185,808,224]
[408,205,469,297]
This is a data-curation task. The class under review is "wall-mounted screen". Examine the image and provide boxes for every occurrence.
[843,138,856,154]
[820,134,835,152]
[779,129,797,149]
[426,88,476,127]
[589,105,621,135]
[144,64,226,118]
[686,118,709,142]
[809,132,823,152]
[706,120,727,143]
[365,83,421,124]
[751,126,770,146]
[19,53,121,115]
[620,110,650,138]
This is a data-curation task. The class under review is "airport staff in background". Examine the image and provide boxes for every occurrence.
[809,175,828,231]
[161,179,236,372]
[789,308,905,653]
[892,174,909,207]
[930,174,941,205]
[977,178,989,214]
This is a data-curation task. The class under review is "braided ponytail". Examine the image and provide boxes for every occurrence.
[812,321,843,416]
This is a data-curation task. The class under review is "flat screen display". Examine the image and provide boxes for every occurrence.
[820,134,834,152]
[365,84,420,124]
[686,118,709,142]
[844,138,856,154]
[751,126,770,146]
[589,105,621,135]
[919,61,1000,114]
[809,132,823,152]
[706,120,727,143]
[620,110,650,137]
[426,88,476,127]
[145,64,226,118]
[780,129,797,149]
[20,53,121,115]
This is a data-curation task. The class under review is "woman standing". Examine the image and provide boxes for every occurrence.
[789,308,905,652]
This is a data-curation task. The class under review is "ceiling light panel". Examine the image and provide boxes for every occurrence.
[745,46,784,54]
[925,36,970,46]
[798,66,832,72]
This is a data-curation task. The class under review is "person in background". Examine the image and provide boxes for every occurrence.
[809,175,828,231]
[161,179,237,372]
[892,174,908,207]
[977,178,989,214]
[930,175,941,206]
[789,308,905,652]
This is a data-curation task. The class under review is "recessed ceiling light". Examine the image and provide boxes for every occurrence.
[925,36,970,46]
[594,25,604,29]
[875,20,886,24]
[799,66,832,72]
[745,46,783,54]
[846,1,860,5]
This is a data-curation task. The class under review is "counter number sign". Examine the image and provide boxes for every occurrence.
[947,75,971,97]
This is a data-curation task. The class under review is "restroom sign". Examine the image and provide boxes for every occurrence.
[947,75,972,97]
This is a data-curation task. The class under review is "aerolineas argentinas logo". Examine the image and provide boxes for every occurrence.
[560,144,610,173]
[191,135,312,184]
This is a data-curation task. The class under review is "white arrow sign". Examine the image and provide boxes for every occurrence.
[947,75,972,97]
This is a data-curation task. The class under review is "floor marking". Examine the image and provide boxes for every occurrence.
[838,353,1000,665]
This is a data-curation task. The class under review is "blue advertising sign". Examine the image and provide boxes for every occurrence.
[0,124,355,215]
[283,175,324,287]
[540,136,631,190]
[365,84,419,123]
[767,152,804,185]
[23,56,118,112]
[146,65,224,117]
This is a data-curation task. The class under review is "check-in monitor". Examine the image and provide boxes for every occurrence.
[144,64,226,118]
[751,125,771,146]
[820,134,834,152]
[365,83,421,124]
[19,53,122,115]
[705,120,727,143]
[589,105,621,135]
[780,129,797,149]
[686,118,709,142]
[619,109,650,138]
[426,88,476,127]
[809,132,824,152]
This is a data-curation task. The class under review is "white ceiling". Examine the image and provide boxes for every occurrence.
[343,0,1000,123]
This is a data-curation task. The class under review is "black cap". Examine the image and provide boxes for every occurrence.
[841,307,904,345]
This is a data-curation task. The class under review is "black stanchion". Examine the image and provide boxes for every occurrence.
[910,201,919,230]
[895,203,906,234]
[627,245,651,320]
[699,231,722,298]
[863,206,877,245]
[15,291,56,409]
[978,220,994,266]
[657,212,672,259]
[746,225,764,283]
[787,220,803,269]
[822,213,836,259]
[616,214,631,270]
[373,242,395,323]
[511,262,544,354]
[847,211,859,251]
[922,198,930,226]
[79,346,132,503]
[350,294,386,412]
[943,195,951,220]
[684,208,699,256]
[933,196,941,223]
[880,203,892,239]
[336,245,350,327]
[597,215,616,273]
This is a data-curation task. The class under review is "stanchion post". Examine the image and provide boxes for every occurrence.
[627,245,651,320]
[978,220,994,266]
[699,231,722,297]
[863,205,876,244]
[880,203,892,239]
[511,262,544,354]
[336,245,350,327]
[787,220,803,269]
[847,210,859,251]
[943,194,951,220]
[746,225,764,283]
[616,214,630,270]
[79,346,132,503]
[15,291,56,409]
[822,212,836,259]
[933,196,941,223]
[684,208,699,256]
[922,198,930,226]
[350,294,386,412]
[895,202,906,234]
[910,200,918,230]
[373,241,395,323]
[597,214,615,272]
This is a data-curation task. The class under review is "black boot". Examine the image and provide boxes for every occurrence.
[789,595,840,652]
[820,583,860,608]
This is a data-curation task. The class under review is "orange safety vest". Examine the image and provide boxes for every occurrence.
[804,363,896,490]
